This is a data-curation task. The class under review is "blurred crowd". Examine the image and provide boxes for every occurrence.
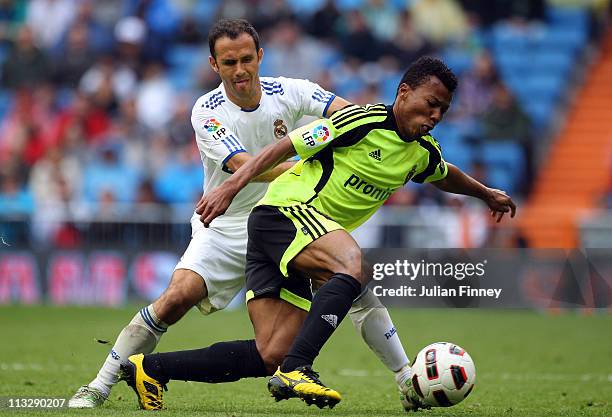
[0,0,609,248]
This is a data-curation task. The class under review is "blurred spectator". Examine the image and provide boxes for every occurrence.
[459,0,544,26]
[167,94,195,147]
[481,82,534,193]
[109,97,150,172]
[0,170,33,217]
[82,143,140,203]
[1,25,49,88]
[124,0,181,62]
[175,15,205,45]
[264,17,327,80]
[362,0,399,42]
[153,144,202,204]
[306,0,341,41]
[51,22,96,88]
[29,146,80,208]
[135,61,175,130]
[388,10,432,65]
[0,0,27,44]
[114,16,147,73]
[452,51,499,120]
[28,146,81,246]
[380,187,416,247]
[0,88,47,168]
[25,0,76,49]
[410,0,469,46]
[339,9,384,62]
[79,55,138,106]
[481,83,531,142]
[56,1,114,54]
[47,91,111,148]
[251,0,295,31]
[89,0,124,29]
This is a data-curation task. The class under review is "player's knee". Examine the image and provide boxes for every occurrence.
[255,337,289,374]
[259,345,286,374]
[157,270,207,321]
[335,246,364,283]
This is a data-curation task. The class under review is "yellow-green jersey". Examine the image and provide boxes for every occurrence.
[258,104,448,232]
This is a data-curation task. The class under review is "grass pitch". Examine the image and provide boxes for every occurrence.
[1,306,611,416]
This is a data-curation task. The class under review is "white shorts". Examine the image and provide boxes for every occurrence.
[175,214,248,315]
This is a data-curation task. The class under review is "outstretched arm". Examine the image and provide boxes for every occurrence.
[224,152,296,182]
[196,136,297,226]
[432,163,517,222]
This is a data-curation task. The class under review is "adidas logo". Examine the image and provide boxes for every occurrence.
[321,314,338,328]
[368,149,381,161]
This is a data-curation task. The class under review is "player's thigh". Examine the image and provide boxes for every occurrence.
[155,218,247,323]
[248,296,307,371]
[291,229,366,286]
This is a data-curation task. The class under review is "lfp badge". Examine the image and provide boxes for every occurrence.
[203,118,222,132]
[312,125,330,143]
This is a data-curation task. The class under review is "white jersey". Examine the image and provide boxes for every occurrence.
[191,76,335,227]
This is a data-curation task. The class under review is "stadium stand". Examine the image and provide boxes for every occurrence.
[0,0,608,250]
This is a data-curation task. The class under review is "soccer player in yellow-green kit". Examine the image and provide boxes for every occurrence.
[124,57,516,409]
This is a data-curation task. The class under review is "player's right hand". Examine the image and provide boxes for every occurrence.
[196,185,238,227]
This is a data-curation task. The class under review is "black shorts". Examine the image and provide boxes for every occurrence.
[245,204,342,311]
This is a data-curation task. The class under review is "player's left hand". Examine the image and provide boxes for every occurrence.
[485,188,516,223]
[195,185,238,227]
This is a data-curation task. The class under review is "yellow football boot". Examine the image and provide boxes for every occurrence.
[119,353,167,410]
[268,365,341,409]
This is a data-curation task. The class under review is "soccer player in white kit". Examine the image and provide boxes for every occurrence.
[69,18,416,410]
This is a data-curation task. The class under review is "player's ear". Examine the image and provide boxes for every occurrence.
[257,48,264,64]
[397,83,411,101]
[209,56,219,74]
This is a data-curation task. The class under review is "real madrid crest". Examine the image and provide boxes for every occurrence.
[273,119,288,139]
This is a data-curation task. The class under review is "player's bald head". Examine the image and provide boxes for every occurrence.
[209,19,260,58]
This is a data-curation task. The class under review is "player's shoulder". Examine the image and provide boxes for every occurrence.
[260,76,291,97]
[329,103,388,125]
[419,134,443,152]
[193,84,228,115]
[261,76,321,95]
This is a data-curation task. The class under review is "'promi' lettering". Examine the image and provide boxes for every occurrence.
[343,174,393,201]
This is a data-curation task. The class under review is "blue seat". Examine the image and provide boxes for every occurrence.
[287,0,325,15]
[442,48,474,76]
[537,26,587,53]
[546,6,589,31]
[167,45,204,70]
[480,141,525,193]
[335,0,364,10]
[530,50,573,78]
[522,99,555,130]
[379,72,402,103]
[491,24,529,52]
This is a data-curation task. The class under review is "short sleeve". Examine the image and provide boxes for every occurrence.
[411,136,449,183]
[289,118,338,160]
[191,109,247,168]
[289,78,336,118]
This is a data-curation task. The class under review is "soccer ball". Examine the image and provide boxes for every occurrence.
[410,342,476,407]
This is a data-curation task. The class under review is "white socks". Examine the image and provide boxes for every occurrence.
[88,305,168,396]
[349,289,410,373]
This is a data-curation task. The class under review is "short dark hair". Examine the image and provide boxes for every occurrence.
[208,18,260,58]
[397,56,458,95]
